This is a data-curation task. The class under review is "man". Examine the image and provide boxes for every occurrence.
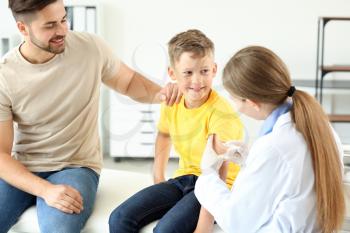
[0,0,180,232]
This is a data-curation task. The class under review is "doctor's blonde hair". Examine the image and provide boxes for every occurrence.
[223,46,345,233]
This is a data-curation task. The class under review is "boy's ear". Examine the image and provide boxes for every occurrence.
[213,63,218,76]
[168,67,177,81]
[246,99,261,112]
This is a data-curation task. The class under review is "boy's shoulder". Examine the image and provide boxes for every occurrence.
[209,90,236,113]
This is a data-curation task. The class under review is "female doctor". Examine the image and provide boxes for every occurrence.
[194,46,345,233]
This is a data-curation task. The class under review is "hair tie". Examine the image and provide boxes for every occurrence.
[287,86,296,97]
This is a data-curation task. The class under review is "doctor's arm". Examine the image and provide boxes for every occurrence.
[103,62,181,105]
[0,120,83,214]
[194,146,290,233]
[194,137,230,233]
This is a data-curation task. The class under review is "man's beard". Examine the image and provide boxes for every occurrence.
[29,29,65,54]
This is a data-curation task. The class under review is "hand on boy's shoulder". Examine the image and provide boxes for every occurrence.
[156,82,182,106]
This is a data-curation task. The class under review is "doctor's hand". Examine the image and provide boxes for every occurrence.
[155,82,182,106]
[201,135,249,174]
[222,140,249,165]
[41,183,84,214]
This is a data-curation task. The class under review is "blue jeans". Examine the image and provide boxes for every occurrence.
[0,167,99,233]
[109,175,201,233]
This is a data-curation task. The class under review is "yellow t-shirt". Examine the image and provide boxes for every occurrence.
[157,90,243,187]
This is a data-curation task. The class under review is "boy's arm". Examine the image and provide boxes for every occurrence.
[215,134,229,182]
[153,131,171,184]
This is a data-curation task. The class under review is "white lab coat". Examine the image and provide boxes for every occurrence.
[195,113,343,233]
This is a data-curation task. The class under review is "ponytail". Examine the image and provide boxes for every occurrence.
[292,90,345,233]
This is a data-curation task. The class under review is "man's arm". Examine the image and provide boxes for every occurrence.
[0,120,83,214]
[153,131,171,184]
[103,62,181,105]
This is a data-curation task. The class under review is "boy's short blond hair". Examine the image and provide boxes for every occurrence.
[168,29,214,67]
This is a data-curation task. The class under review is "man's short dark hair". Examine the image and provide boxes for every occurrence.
[8,0,58,22]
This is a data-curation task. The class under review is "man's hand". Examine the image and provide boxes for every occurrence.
[156,82,182,106]
[41,183,83,214]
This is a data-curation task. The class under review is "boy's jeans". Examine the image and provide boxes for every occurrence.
[109,174,201,233]
[0,167,99,233]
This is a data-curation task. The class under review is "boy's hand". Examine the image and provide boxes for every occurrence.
[153,174,166,184]
[156,83,182,106]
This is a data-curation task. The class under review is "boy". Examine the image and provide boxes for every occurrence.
[109,29,243,233]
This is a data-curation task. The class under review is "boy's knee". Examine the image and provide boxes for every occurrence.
[154,215,187,233]
[154,221,181,233]
[109,207,138,233]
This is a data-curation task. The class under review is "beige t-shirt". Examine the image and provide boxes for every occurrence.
[0,31,120,174]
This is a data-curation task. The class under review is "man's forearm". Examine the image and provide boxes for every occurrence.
[125,72,162,103]
[0,153,50,198]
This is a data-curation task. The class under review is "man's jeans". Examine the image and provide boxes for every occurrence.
[0,167,99,233]
[109,174,201,233]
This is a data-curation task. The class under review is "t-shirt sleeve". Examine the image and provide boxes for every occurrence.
[157,103,170,134]
[91,34,121,82]
[208,101,243,142]
[0,76,13,121]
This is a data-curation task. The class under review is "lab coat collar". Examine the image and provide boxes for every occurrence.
[272,112,293,132]
[259,102,292,137]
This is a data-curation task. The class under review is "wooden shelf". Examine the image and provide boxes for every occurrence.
[321,17,350,21]
[328,114,350,123]
[316,17,350,104]
[322,65,350,73]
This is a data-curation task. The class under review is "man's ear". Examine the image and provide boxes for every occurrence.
[17,21,29,37]
[246,99,261,112]
[168,67,177,81]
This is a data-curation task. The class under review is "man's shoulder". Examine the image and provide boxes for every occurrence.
[0,46,20,80]
[0,45,19,65]
[66,31,107,56]
[66,31,99,49]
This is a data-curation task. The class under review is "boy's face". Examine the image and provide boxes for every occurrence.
[18,0,68,54]
[169,52,217,108]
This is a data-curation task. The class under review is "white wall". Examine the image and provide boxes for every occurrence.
[96,0,350,81]
[97,0,350,143]
[1,0,350,144]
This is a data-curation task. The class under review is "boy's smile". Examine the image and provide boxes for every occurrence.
[169,52,217,109]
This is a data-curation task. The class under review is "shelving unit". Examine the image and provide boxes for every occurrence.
[107,93,162,159]
[64,1,99,34]
[315,16,350,122]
